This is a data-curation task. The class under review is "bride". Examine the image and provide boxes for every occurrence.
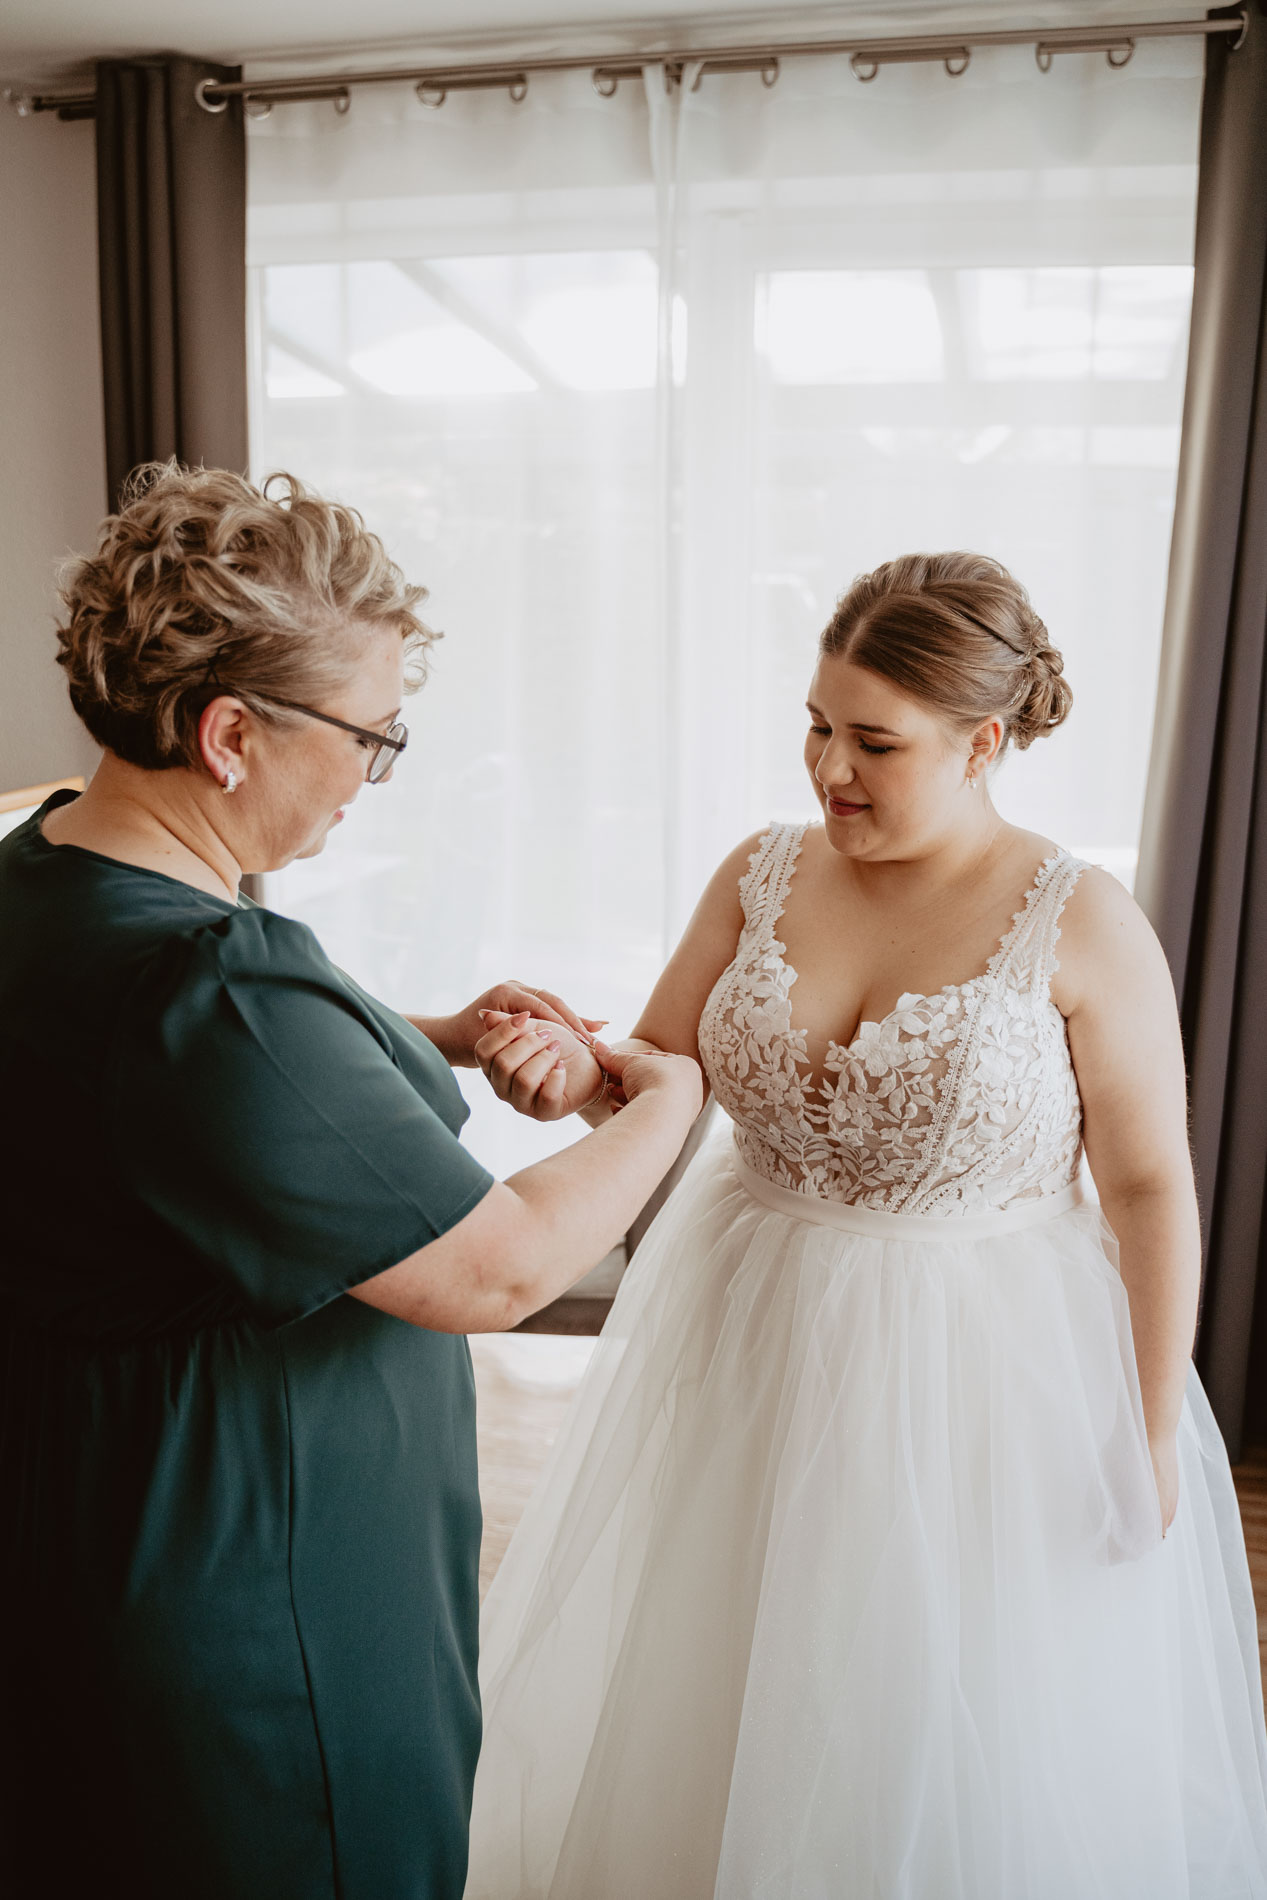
[464,552,1267,1898]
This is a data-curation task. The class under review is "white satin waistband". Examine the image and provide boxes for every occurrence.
[732,1144,1088,1241]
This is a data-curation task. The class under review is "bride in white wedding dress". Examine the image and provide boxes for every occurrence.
[465,552,1267,1899]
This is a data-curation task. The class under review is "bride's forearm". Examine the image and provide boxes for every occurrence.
[1102,1181,1201,1446]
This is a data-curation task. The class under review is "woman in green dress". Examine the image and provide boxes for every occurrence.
[0,463,701,1900]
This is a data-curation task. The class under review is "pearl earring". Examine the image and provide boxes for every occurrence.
[222,770,237,794]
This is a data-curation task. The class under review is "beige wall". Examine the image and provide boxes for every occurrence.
[0,104,104,794]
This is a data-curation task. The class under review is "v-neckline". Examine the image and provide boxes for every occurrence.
[769,835,1067,1087]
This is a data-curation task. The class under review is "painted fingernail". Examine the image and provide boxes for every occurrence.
[547,1041,562,1054]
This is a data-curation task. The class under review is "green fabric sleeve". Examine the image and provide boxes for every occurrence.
[111,908,494,1327]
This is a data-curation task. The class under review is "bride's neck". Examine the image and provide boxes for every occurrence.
[846,805,1010,902]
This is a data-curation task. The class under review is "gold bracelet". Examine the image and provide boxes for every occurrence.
[577,1067,610,1112]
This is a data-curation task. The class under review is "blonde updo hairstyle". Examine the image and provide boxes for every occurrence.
[56,461,436,772]
[820,551,1072,757]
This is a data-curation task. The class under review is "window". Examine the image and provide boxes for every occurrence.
[248,45,1200,1174]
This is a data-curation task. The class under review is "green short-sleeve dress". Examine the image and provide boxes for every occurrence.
[0,791,496,1900]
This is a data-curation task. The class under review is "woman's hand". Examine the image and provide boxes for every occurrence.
[418,983,606,1070]
[475,1011,610,1122]
[1151,1432,1180,1537]
[604,1045,704,1123]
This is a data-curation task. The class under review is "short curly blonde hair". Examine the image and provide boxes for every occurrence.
[56,461,437,770]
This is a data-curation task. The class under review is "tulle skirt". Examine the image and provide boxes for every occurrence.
[465,1133,1267,1899]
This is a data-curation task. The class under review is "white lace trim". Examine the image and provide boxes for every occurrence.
[699,823,1087,1214]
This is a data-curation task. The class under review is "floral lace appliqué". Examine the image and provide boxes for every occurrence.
[698,823,1086,1214]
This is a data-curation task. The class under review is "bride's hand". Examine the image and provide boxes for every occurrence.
[444,982,606,1069]
[1151,1432,1180,1536]
[475,1010,610,1122]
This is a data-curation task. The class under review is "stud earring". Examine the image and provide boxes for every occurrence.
[223,770,237,794]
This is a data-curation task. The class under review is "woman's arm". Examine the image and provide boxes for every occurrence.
[475,830,763,1126]
[1055,868,1201,1530]
[347,1047,703,1333]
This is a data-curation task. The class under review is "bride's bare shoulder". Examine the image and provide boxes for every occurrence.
[685,822,810,943]
[1052,859,1173,1012]
[1061,858,1150,931]
[707,824,786,890]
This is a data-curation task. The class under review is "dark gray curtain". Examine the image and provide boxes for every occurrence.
[95,55,248,506]
[1135,3,1267,1458]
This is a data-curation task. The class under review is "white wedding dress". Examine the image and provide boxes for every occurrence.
[466,823,1267,1899]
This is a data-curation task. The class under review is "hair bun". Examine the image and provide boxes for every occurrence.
[1010,617,1072,750]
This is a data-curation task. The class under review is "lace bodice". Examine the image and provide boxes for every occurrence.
[698,823,1088,1214]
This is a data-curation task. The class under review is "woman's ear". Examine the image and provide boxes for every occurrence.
[198,695,249,791]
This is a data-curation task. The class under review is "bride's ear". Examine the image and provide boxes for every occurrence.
[969,715,1006,770]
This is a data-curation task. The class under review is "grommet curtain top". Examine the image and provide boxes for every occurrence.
[8,9,1249,122]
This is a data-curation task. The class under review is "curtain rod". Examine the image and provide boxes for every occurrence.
[7,9,1248,121]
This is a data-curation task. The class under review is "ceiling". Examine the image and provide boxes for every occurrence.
[0,0,1199,88]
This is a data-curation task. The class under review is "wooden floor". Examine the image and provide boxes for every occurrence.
[472,1332,597,1600]
[474,1333,1267,1697]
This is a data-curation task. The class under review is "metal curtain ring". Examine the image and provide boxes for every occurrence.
[244,96,273,119]
[507,75,528,102]
[944,49,971,77]
[1035,44,1054,73]
[194,76,229,114]
[761,58,780,88]
[592,68,619,97]
[1106,41,1135,68]
[416,81,446,107]
[332,87,351,114]
[850,53,880,82]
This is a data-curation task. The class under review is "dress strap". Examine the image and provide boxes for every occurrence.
[992,850,1089,993]
[737,822,808,940]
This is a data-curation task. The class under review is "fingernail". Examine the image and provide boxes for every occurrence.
[477,1008,489,1020]
[513,1010,530,1025]
[547,1040,561,1053]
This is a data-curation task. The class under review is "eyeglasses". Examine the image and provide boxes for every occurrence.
[262,695,408,785]
[206,673,407,785]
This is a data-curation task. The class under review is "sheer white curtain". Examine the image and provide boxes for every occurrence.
[246,39,1200,1179]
